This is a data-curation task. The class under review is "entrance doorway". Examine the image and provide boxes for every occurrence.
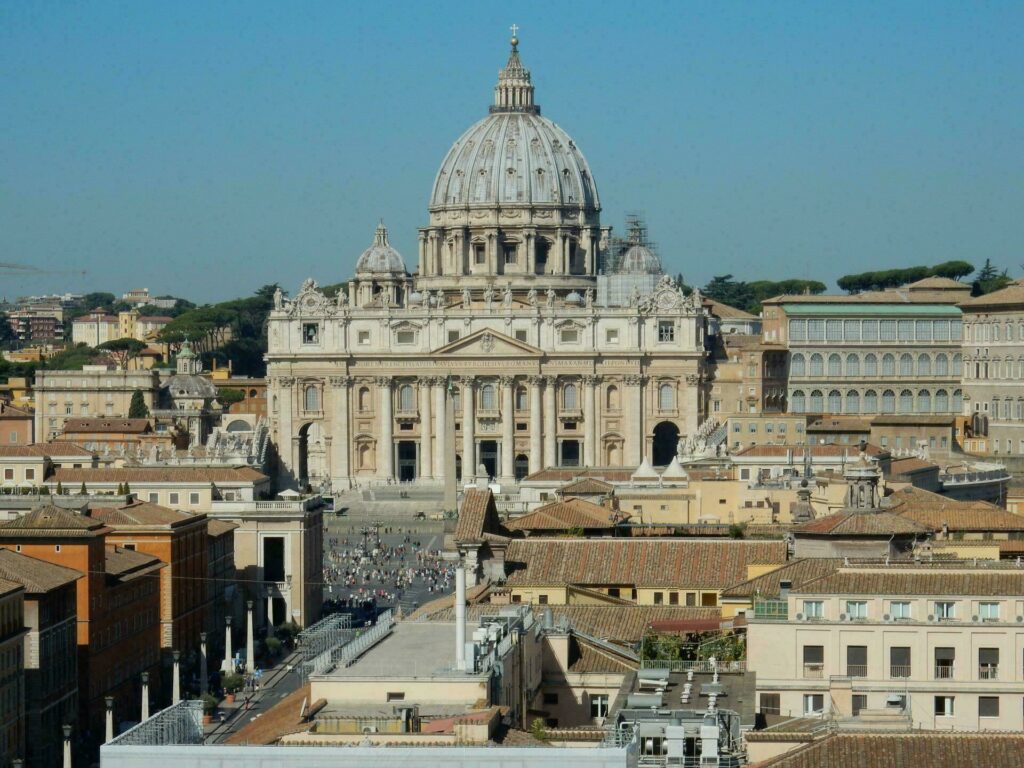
[479,440,498,479]
[514,454,529,481]
[297,423,310,483]
[397,441,417,482]
[560,440,581,467]
[652,421,680,466]
[269,596,287,627]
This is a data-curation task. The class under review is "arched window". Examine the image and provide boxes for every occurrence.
[659,383,675,410]
[899,354,913,377]
[606,385,620,410]
[563,382,578,410]
[917,389,931,413]
[399,384,415,411]
[935,389,949,412]
[515,386,528,411]
[809,390,824,412]
[863,389,878,413]
[918,354,931,376]
[480,383,496,410]
[304,385,319,412]
[881,389,896,413]
[809,354,824,377]
[935,353,949,376]
[864,354,878,376]
[899,389,913,413]
[828,354,842,377]
[790,354,806,376]
[791,390,806,413]
[846,354,860,376]
[828,390,842,413]
[993,324,1000,341]
[846,390,860,414]
[358,387,370,412]
[952,354,963,376]
[882,354,895,376]
[1007,323,1014,341]
[951,388,961,412]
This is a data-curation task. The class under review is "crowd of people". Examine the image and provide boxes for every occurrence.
[322,526,454,613]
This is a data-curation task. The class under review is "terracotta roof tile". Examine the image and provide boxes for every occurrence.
[524,468,634,482]
[104,545,164,579]
[791,510,930,537]
[0,549,82,592]
[49,466,267,483]
[559,478,615,495]
[887,486,1024,532]
[454,490,508,542]
[720,558,842,599]
[793,566,1024,596]
[207,519,239,537]
[0,443,94,458]
[504,539,787,589]
[61,418,152,434]
[506,498,620,532]
[959,280,1024,309]
[0,505,108,537]
[756,732,1024,768]
[89,501,201,528]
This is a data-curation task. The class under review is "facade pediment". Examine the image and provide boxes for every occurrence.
[432,328,542,357]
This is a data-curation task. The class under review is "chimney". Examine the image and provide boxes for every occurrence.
[455,566,467,671]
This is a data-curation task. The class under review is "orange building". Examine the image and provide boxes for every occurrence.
[0,506,163,733]
[0,403,33,446]
[88,501,209,658]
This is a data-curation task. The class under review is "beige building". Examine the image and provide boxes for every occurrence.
[762,278,967,418]
[959,280,1024,456]
[71,310,120,347]
[33,366,159,439]
[708,333,788,420]
[748,562,1024,730]
[266,37,708,490]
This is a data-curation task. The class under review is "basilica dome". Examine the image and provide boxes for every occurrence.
[355,222,406,275]
[618,244,662,275]
[429,38,600,212]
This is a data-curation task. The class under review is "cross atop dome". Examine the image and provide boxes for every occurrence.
[493,27,537,114]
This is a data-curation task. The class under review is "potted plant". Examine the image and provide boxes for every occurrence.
[265,637,282,658]
[222,672,244,703]
[201,693,219,725]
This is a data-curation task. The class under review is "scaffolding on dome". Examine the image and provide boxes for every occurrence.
[597,213,664,306]
[107,700,204,746]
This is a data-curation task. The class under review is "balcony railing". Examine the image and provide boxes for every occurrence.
[803,662,824,679]
[934,665,955,680]
[979,664,999,680]
[845,665,868,678]
[889,665,912,678]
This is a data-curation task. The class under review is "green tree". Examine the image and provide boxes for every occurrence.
[128,390,150,419]
[931,260,975,280]
[217,388,246,407]
[98,338,147,370]
[55,481,63,495]
[79,482,87,495]
[972,259,1013,296]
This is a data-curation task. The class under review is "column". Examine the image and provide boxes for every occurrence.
[625,375,643,465]
[377,377,393,480]
[140,672,150,721]
[583,375,597,466]
[245,600,255,674]
[200,632,208,695]
[172,650,181,704]
[543,376,557,469]
[62,725,72,768]
[222,616,233,673]
[330,376,351,489]
[461,377,476,483]
[266,591,276,637]
[419,378,433,480]
[500,376,515,481]
[277,376,295,482]
[529,377,543,474]
[434,380,446,479]
[105,697,114,744]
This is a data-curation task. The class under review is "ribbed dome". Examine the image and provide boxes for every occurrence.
[355,222,406,275]
[618,244,662,275]
[429,38,599,211]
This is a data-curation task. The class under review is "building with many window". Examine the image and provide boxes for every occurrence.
[761,279,968,418]
[959,280,1024,456]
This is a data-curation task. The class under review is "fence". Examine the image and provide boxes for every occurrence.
[639,659,746,674]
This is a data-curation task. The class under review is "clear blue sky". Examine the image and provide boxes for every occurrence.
[2,1,1022,302]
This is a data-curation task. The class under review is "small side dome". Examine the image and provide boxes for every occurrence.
[356,221,406,275]
[618,244,662,275]
[408,291,424,304]
[565,291,583,304]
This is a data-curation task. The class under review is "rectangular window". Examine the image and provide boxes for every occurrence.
[807,319,825,341]
[846,645,868,677]
[933,320,950,341]
[935,601,956,620]
[560,328,579,343]
[503,243,517,265]
[803,645,824,678]
[890,601,911,620]
[605,328,619,343]
[789,319,807,341]
[915,320,933,341]
[803,693,825,715]
[979,602,1000,620]
[537,594,548,605]
[302,323,319,344]
[934,695,955,717]
[898,320,914,341]
[880,320,897,341]
[843,320,861,341]
[890,646,911,678]
[386,692,405,702]
[862,319,879,341]
[2,470,11,481]
[979,696,999,718]
[669,591,679,605]
[358,330,370,345]
[514,329,527,342]
[979,647,999,679]
[852,695,868,716]
[189,492,200,505]
[590,694,609,719]
[658,321,675,342]
[148,493,159,503]
[803,600,823,618]
[826,320,842,341]
[474,243,486,264]
[395,330,415,344]
[168,492,179,505]
[653,592,664,605]
[759,693,781,716]
[845,600,867,619]
[935,647,955,679]
[951,320,963,340]
[447,330,460,343]
[263,536,286,582]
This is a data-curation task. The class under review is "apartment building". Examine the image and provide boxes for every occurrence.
[0,550,79,768]
[761,278,967,417]
[748,563,1024,730]
[0,578,25,765]
[71,311,120,347]
[959,281,1024,456]
[0,403,33,446]
[33,367,159,439]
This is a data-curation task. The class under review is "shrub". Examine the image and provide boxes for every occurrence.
[221,672,244,693]
[201,693,220,714]
[265,637,283,657]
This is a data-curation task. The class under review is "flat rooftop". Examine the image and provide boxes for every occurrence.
[317,622,482,679]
